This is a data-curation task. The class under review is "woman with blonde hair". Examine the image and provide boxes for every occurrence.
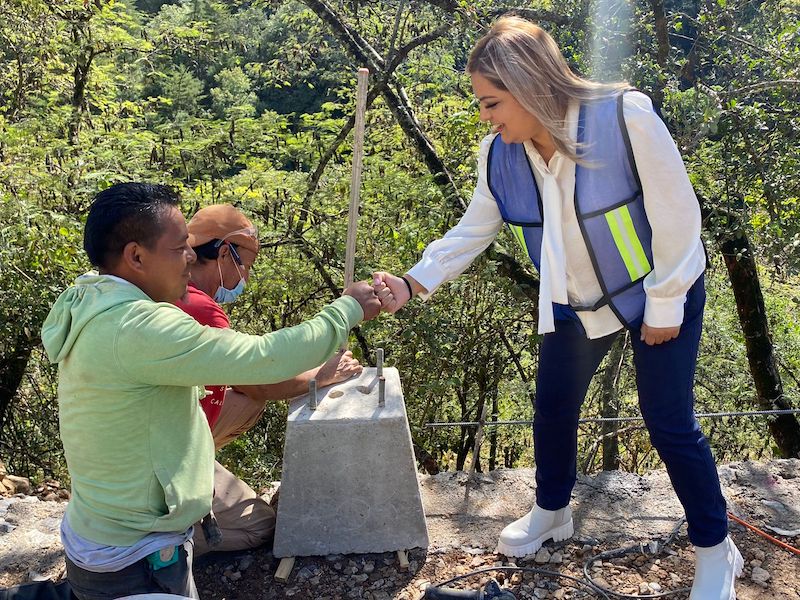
[373,16,741,599]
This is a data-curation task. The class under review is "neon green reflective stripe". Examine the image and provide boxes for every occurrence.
[618,205,651,276]
[605,206,651,281]
[508,224,532,262]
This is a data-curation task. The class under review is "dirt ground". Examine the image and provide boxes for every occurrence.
[2,460,799,599]
[191,529,800,599]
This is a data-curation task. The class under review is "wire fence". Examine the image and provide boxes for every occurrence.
[424,408,800,428]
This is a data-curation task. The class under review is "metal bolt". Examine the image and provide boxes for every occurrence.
[378,376,386,407]
[309,379,317,410]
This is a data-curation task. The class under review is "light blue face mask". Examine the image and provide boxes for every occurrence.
[214,249,246,304]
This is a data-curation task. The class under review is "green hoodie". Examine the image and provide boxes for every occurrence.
[42,273,362,546]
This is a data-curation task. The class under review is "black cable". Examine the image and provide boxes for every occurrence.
[428,517,695,599]
[582,518,692,599]
[430,565,612,598]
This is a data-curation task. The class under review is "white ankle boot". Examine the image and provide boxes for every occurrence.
[496,504,574,557]
[689,536,744,599]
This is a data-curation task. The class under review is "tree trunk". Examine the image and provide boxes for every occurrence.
[717,222,800,457]
[599,333,627,470]
[0,336,34,435]
[489,389,498,471]
[648,0,669,108]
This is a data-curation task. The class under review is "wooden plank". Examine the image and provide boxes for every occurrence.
[274,556,295,583]
[396,549,409,571]
[343,67,370,291]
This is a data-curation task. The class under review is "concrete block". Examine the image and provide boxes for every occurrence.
[273,367,429,557]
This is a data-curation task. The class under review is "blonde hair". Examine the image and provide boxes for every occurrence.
[467,16,628,162]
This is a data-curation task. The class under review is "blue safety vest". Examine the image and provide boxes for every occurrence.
[487,91,654,329]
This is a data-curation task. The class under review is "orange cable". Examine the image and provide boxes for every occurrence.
[727,511,800,556]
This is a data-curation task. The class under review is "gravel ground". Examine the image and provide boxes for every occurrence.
[2,460,799,599]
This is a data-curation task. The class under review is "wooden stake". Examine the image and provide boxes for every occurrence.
[343,68,369,291]
[274,556,295,583]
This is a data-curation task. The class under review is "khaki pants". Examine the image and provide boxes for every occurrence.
[193,389,276,556]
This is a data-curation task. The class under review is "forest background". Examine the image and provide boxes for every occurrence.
[1,0,799,490]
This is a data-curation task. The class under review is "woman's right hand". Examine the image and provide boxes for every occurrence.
[372,271,413,314]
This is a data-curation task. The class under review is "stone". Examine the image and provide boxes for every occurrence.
[238,555,254,571]
[5,475,30,495]
[751,566,770,584]
[549,551,563,564]
[534,548,550,564]
[0,521,16,534]
[274,368,428,557]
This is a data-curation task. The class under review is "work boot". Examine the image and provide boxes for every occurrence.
[496,504,573,557]
[689,536,743,600]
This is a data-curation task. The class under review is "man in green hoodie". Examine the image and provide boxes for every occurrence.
[41,183,383,599]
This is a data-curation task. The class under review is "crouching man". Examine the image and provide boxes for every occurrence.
[41,183,380,599]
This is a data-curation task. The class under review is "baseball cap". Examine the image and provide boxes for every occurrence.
[186,204,259,253]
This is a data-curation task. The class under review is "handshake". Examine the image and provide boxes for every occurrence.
[342,271,418,321]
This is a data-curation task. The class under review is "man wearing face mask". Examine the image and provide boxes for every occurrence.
[175,204,364,555]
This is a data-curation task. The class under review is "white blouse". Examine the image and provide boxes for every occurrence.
[406,91,706,339]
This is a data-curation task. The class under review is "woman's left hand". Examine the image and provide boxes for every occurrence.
[640,323,681,346]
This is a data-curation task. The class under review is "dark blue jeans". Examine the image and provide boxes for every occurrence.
[533,276,728,547]
[64,541,198,600]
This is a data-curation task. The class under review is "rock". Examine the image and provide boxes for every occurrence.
[553,590,566,599]
[238,555,254,571]
[534,548,551,564]
[0,522,16,534]
[639,582,651,594]
[363,560,375,574]
[576,536,599,546]
[533,587,548,599]
[752,548,766,561]
[648,582,662,592]
[296,566,315,581]
[227,570,241,582]
[549,551,563,564]
[5,475,31,495]
[326,554,344,561]
[751,566,770,584]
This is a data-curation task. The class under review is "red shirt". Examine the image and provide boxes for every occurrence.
[174,283,229,427]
